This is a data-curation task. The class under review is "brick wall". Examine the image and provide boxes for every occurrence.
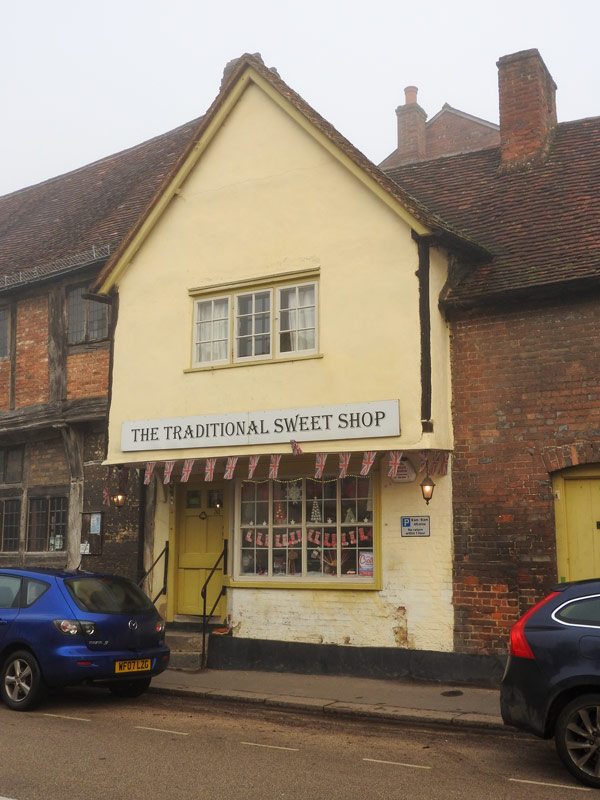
[15,295,49,407]
[426,114,499,159]
[27,436,70,485]
[66,347,110,400]
[80,429,141,580]
[451,296,600,654]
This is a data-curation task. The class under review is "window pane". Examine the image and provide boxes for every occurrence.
[0,307,9,357]
[237,338,252,358]
[198,343,212,362]
[213,319,228,340]
[280,331,295,353]
[298,307,315,329]
[49,497,67,551]
[65,576,153,614]
[213,298,229,319]
[25,579,49,607]
[198,301,213,322]
[280,288,296,310]
[298,285,315,306]
[0,576,20,608]
[237,295,252,316]
[255,335,270,356]
[238,317,252,337]
[87,300,109,341]
[27,498,48,551]
[1,499,20,552]
[67,288,86,344]
[298,329,315,351]
[255,313,270,335]
[198,322,212,342]
[213,340,227,361]
[255,292,270,313]
[557,597,600,625]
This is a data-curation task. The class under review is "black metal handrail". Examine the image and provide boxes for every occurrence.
[200,543,227,668]
[138,542,169,604]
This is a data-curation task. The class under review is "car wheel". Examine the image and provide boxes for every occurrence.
[555,693,600,787]
[108,677,152,698]
[1,650,45,711]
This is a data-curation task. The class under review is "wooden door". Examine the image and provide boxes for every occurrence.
[176,486,225,617]
[557,476,600,581]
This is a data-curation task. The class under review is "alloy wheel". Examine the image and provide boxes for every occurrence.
[4,657,33,703]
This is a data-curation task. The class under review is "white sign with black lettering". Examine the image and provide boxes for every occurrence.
[401,516,430,537]
[121,400,400,452]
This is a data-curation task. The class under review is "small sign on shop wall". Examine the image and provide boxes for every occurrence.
[401,516,430,537]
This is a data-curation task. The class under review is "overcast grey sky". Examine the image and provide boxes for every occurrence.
[1,0,598,196]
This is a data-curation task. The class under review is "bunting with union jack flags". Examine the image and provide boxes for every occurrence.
[163,461,176,484]
[338,452,351,478]
[143,462,156,486]
[315,453,327,479]
[360,451,377,476]
[224,456,238,480]
[387,450,403,479]
[248,455,260,479]
[204,457,217,482]
[180,459,195,483]
[269,454,282,479]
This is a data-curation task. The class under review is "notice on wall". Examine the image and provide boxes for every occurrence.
[401,516,430,537]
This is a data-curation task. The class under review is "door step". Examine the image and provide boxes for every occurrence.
[166,619,230,671]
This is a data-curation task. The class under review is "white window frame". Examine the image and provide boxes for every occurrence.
[276,281,318,358]
[233,289,273,363]
[193,295,230,367]
[233,475,375,584]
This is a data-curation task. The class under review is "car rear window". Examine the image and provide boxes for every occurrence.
[64,576,154,614]
[24,579,49,607]
[555,595,600,626]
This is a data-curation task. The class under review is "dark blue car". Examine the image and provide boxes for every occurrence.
[0,568,170,711]
[501,579,600,788]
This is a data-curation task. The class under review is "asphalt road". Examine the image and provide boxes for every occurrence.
[0,688,590,799]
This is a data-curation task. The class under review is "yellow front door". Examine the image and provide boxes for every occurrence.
[555,468,600,582]
[176,485,225,617]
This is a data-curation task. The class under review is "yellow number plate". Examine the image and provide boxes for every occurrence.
[114,658,151,674]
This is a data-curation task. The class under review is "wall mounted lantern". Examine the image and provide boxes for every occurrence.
[420,473,435,505]
[111,491,127,508]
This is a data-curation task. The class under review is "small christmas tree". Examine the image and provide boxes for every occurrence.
[274,502,286,524]
[310,497,322,523]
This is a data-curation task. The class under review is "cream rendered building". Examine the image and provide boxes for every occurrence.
[95,55,483,669]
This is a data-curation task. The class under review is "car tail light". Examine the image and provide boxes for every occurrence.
[155,619,165,634]
[509,591,560,659]
[54,619,96,636]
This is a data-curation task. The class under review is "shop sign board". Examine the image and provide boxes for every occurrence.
[121,400,400,452]
[401,516,430,537]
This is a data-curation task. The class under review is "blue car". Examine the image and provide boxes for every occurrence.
[501,579,600,788]
[0,568,170,711]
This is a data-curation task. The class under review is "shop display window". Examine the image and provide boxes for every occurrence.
[238,476,374,581]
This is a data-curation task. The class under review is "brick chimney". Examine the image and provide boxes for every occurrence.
[395,86,427,163]
[497,49,557,166]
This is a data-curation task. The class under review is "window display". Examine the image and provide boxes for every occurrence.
[238,476,374,581]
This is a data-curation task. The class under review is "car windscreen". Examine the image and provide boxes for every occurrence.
[64,576,154,615]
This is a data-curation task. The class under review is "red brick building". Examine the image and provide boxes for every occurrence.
[384,49,600,654]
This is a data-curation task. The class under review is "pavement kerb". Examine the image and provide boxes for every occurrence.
[148,683,506,734]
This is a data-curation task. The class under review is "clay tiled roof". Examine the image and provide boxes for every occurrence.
[0,116,203,289]
[385,117,600,307]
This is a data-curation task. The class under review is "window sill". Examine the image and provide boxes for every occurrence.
[184,352,324,373]
[225,577,380,591]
